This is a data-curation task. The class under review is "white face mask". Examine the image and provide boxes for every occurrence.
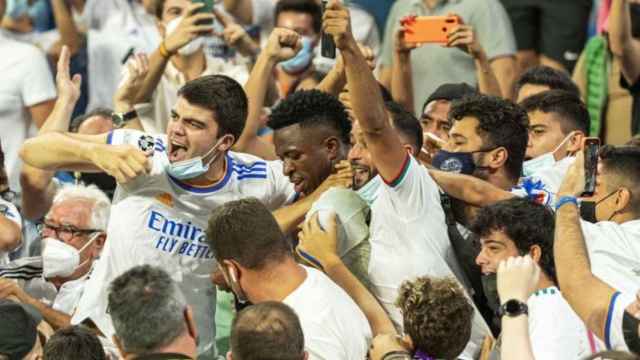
[42,234,99,278]
[356,175,382,205]
[166,136,226,180]
[165,16,204,56]
[523,132,575,177]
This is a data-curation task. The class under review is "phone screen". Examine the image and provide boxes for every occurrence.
[192,0,214,25]
[582,139,600,197]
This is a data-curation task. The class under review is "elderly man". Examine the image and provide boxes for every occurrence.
[0,184,109,330]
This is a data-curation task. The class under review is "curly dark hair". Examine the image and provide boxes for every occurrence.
[449,94,529,181]
[519,90,590,135]
[515,65,580,100]
[396,276,474,360]
[177,75,248,143]
[268,89,351,145]
[470,197,557,283]
[275,0,322,34]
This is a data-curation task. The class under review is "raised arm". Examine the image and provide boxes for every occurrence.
[610,0,640,84]
[223,0,254,25]
[234,28,301,159]
[391,28,417,112]
[297,213,396,336]
[21,46,82,220]
[51,0,83,54]
[326,1,405,181]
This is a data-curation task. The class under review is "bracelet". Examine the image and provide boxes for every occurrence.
[381,350,412,360]
[555,196,578,211]
[159,41,172,59]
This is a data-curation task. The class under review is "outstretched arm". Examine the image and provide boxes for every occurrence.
[610,0,640,84]
[391,28,417,112]
[428,169,514,206]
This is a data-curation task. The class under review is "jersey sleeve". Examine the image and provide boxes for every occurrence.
[264,160,297,210]
[105,129,168,187]
[605,292,635,351]
[382,155,441,219]
[0,198,22,229]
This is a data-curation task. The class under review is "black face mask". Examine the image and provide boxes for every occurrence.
[580,190,620,223]
[232,293,253,312]
[481,273,500,315]
[623,310,640,354]
[630,3,640,39]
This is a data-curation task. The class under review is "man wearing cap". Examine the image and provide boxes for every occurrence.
[419,83,478,163]
[0,299,50,360]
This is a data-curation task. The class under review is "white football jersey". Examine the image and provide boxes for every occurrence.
[72,130,296,359]
[0,197,22,265]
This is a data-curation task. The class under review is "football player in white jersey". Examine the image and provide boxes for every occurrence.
[20,39,352,357]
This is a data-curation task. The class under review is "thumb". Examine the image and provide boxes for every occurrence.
[72,74,82,88]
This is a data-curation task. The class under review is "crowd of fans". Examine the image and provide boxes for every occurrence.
[1,0,640,359]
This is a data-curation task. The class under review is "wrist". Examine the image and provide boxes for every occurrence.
[555,195,578,211]
[320,255,342,273]
[159,40,176,58]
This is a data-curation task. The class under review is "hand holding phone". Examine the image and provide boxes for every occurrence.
[321,0,336,58]
[401,15,460,45]
[192,0,214,26]
[581,137,600,197]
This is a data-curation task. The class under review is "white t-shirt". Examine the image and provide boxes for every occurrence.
[72,129,296,359]
[283,266,372,360]
[0,197,23,264]
[582,220,640,295]
[528,286,594,359]
[367,155,490,359]
[604,291,636,351]
[0,31,56,192]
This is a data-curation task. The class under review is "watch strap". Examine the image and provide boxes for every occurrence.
[497,299,528,318]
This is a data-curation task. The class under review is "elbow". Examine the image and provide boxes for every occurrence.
[0,227,22,253]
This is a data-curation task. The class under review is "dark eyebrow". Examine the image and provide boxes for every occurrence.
[481,239,505,247]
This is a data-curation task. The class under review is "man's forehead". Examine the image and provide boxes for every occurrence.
[49,199,93,225]
[174,97,216,122]
[527,110,557,128]
[423,100,451,119]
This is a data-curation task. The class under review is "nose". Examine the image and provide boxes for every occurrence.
[348,144,362,162]
[475,249,488,267]
[283,159,295,177]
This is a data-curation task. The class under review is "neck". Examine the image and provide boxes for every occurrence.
[49,261,91,290]
[130,332,196,360]
[245,258,307,303]
[487,171,517,191]
[423,0,440,9]
[612,211,637,225]
[185,152,227,186]
[535,272,556,293]
[172,51,206,82]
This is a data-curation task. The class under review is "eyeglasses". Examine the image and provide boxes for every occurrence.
[37,222,100,242]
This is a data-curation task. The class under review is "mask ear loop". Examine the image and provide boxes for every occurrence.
[75,232,102,269]
[551,131,576,160]
[202,136,228,168]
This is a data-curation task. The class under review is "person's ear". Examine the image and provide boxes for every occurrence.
[113,335,128,359]
[303,351,309,360]
[92,233,107,258]
[401,334,415,351]
[325,136,340,161]
[218,134,235,152]
[566,131,585,155]
[184,305,198,340]
[529,245,542,264]
[226,351,233,360]
[615,188,632,213]
[402,144,415,156]
[489,147,508,169]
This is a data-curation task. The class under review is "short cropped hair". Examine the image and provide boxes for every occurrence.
[449,94,529,181]
[396,276,474,360]
[70,107,112,132]
[230,302,305,360]
[275,0,322,34]
[177,75,248,143]
[470,197,557,283]
[600,145,640,215]
[519,90,590,135]
[515,66,580,99]
[268,89,351,145]
[206,198,291,269]
[43,326,106,360]
[385,101,423,155]
[108,265,188,355]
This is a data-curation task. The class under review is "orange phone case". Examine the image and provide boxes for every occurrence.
[401,16,460,44]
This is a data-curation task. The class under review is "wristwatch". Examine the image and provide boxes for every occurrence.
[111,109,138,128]
[497,299,528,318]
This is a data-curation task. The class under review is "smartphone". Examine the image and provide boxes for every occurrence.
[402,15,460,44]
[192,0,214,25]
[582,137,600,197]
[321,0,336,58]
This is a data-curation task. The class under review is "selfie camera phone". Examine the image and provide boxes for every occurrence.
[321,0,336,59]
[192,0,214,26]
[401,15,460,44]
[582,137,600,197]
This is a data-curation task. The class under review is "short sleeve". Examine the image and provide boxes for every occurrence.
[606,292,635,351]
[471,0,516,60]
[265,160,297,210]
[0,198,22,229]
[382,155,441,218]
[106,129,161,152]
[20,47,56,107]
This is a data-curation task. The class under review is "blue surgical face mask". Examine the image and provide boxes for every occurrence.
[432,149,493,175]
[356,175,382,205]
[166,137,226,180]
[280,36,314,74]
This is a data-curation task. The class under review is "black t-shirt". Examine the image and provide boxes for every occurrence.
[620,74,640,137]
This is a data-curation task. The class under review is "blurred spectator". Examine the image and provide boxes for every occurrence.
[472,198,593,359]
[42,325,106,360]
[206,197,372,359]
[514,65,581,103]
[108,265,198,360]
[0,0,56,193]
[228,301,307,360]
[0,142,23,264]
[0,298,50,360]
[498,0,592,74]
[379,0,517,114]
[0,184,109,330]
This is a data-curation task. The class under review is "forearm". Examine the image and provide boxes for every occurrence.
[391,51,414,112]
[19,132,98,172]
[610,0,640,83]
[51,0,82,52]
[0,219,21,252]
[324,260,396,335]
[134,48,170,104]
[474,50,502,98]
[500,316,535,360]
[223,0,253,25]
[23,296,71,330]
[429,170,514,206]
[490,56,516,100]
[554,202,614,339]
[273,195,316,235]
[19,166,57,220]
[315,63,346,96]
